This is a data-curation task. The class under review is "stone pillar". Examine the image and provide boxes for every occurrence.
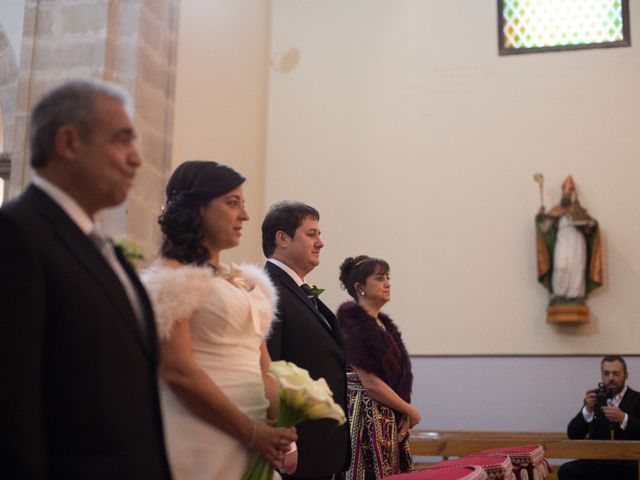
[102,0,180,260]
[0,22,19,157]
[9,0,180,260]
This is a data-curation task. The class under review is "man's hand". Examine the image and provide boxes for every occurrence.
[584,389,597,414]
[602,404,626,424]
[280,448,298,475]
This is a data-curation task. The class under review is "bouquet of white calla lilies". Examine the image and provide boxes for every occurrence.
[273,363,346,426]
[243,360,346,480]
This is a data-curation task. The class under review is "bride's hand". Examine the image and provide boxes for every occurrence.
[249,422,297,469]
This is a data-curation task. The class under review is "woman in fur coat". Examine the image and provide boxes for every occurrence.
[337,255,420,479]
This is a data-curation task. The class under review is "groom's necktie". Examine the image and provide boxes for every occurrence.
[89,228,146,336]
[300,283,332,330]
[300,283,318,308]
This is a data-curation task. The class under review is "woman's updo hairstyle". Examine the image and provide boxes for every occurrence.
[339,255,390,301]
[159,160,245,265]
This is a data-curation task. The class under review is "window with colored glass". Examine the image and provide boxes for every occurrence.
[498,0,630,55]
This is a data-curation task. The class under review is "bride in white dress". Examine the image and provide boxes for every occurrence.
[142,161,297,479]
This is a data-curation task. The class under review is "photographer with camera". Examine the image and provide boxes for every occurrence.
[558,355,640,480]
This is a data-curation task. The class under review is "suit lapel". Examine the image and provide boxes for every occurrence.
[267,262,341,341]
[114,245,157,358]
[28,187,150,356]
[619,388,637,412]
[317,299,344,346]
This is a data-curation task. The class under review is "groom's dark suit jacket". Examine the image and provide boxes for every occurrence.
[0,186,172,480]
[265,261,350,478]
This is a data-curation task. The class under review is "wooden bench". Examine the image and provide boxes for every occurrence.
[410,430,640,479]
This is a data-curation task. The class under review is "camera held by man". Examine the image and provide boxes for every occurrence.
[594,382,613,409]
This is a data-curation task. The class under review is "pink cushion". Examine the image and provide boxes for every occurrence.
[429,455,514,480]
[385,466,487,480]
[471,444,545,467]
[470,444,552,480]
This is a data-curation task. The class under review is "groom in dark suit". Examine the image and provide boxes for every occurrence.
[0,79,172,479]
[263,201,350,480]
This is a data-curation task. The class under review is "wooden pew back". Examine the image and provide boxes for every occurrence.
[410,430,640,480]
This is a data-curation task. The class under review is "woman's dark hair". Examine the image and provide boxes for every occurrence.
[158,160,245,265]
[158,193,211,265]
[339,255,390,301]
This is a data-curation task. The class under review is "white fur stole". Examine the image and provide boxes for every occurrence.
[141,262,278,340]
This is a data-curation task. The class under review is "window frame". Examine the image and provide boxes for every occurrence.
[0,152,10,205]
[497,0,631,56]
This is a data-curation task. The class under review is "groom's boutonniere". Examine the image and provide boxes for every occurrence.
[115,239,144,271]
[310,284,325,297]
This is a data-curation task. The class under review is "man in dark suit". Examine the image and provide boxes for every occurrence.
[262,201,350,480]
[0,79,172,479]
[558,355,640,480]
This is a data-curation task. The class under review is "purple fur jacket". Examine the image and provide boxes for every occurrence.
[336,301,413,403]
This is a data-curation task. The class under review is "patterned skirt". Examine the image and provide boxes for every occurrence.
[339,369,413,480]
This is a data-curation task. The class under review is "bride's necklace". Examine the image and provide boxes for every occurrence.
[205,262,255,292]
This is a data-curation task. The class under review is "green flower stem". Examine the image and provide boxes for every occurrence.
[242,454,272,480]
[278,403,306,428]
[243,395,311,479]
[277,402,288,427]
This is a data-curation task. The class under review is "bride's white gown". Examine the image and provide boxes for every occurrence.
[142,263,278,479]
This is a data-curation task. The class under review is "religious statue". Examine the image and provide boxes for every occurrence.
[534,175,603,323]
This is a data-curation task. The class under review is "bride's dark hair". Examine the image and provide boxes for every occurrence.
[158,160,245,265]
[159,193,210,265]
[339,255,389,301]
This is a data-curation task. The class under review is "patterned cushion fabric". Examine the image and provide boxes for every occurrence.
[384,465,487,480]
[429,455,515,480]
[468,444,552,480]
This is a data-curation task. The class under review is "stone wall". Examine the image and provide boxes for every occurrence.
[0,22,19,158]
[7,0,180,260]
